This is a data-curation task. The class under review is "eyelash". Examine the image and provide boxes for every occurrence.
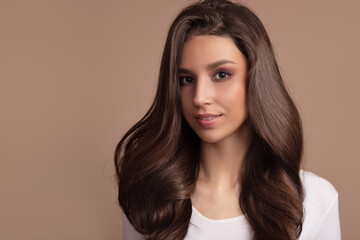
[179,71,231,86]
[214,71,231,80]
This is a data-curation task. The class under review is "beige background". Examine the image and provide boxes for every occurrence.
[0,0,359,239]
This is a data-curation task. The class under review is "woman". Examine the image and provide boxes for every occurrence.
[114,0,341,239]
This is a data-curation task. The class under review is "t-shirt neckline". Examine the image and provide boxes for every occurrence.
[191,205,246,223]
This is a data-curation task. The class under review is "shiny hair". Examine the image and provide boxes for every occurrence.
[114,0,304,239]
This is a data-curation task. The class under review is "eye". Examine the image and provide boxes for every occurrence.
[214,71,229,80]
[179,76,194,86]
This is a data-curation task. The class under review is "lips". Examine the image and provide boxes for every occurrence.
[195,113,222,127]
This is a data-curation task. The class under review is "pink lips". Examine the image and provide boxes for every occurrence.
[195,114,222,127]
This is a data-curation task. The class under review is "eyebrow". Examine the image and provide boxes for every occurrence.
[179,59,235,74]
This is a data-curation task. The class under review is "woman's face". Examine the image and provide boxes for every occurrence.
[179,34,249,144]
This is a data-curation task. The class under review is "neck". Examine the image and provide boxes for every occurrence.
[198,122,252,192]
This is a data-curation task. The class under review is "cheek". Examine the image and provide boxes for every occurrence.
[180,90,192,115]
[218,83,247,110]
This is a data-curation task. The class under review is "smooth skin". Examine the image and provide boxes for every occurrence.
[179,35,252,219]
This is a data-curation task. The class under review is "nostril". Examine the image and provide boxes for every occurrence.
[193,94,212,107]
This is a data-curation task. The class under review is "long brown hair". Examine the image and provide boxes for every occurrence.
[114,0,304,239]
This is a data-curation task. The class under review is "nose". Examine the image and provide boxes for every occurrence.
[193,76,213,107]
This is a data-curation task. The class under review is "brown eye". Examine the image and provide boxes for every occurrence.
[214,71,229,80]
[179,76,194,85]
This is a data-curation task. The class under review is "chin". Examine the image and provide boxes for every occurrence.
[195,131,225,144]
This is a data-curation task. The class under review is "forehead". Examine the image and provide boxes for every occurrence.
[179,35,245,68]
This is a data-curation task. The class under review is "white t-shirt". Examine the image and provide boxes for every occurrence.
[122,170,341,240]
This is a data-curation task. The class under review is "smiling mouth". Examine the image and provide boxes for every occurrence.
[196,113,223,119]
[198,116,218,120]
[195,114,222,127]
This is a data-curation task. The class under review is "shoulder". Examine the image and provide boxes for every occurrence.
[300,169,338,206]
[299,169,341,239]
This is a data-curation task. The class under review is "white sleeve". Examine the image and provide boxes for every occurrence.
[313,195,341,240]
[122,212,146,240]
